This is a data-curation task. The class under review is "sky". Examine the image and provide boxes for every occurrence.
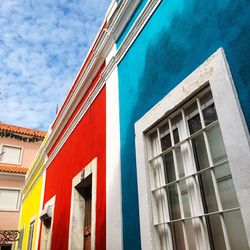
[0,0,110,131]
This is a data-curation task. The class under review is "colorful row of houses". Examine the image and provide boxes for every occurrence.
[16,0,250,249]
[0,123,46,250]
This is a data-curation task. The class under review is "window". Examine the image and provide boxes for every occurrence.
[0,245,12,250]
[0,145,22,165]
[135,49,250,249]
[0,188,20,210]
[146,87,248,249]
[27,220,35,250]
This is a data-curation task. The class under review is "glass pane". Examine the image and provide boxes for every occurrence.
[0,189,19,210]
[200,89,213,106]
[167,184,181,220]
[207,125,227,164]
[152,188,167,225]
[171,221,185,250]
[224,210,249,250]
[192,134,209,170]
[149,131,160,158]
[185,220,197,250]
[173,128,180,144]
[175,147,185,178]
[207,214,226,250]
[156,224,169,249]
[171,113,182,144]
[150,158,164,190]
[188,114,202,135]
[214,163,239,209]
[202,103,217,126]
[179,180,191,217]
[161,133,172,151]
[163,152,176,183]
[1,146,21,164]
[199,171,218,212]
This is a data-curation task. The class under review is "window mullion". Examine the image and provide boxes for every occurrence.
[181,109,204,215]
[182,109,213,250]
[196,98,223,208]
[168,119,180,179]
[196,98,231,250]
[168,119,190,250]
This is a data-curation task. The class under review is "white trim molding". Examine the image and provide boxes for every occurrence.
[135,48,250,249]
[23,0,162,199]
[107,0,141,41]
[68,158,97,250]
[116,0,162,64]
[106,44,123,250]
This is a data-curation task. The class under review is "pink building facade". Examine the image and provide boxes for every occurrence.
[0,123,46,250]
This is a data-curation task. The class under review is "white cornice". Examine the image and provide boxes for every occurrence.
[0,172,25,181]
[41,0,161,172]
[22,0,161,198]
[107,0,141,41]
[44,1,143,158]
[116,0,162,64]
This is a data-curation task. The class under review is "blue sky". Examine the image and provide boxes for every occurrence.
[0,0,110,131]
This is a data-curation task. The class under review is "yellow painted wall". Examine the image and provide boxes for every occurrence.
[15,135,49,250]
[16,171,44,250]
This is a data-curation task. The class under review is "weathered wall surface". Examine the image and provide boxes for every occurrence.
[117,1,250,249]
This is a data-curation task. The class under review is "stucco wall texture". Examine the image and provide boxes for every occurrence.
[117,1,250,249]
[17,173,44,250]
[41,87,106,250]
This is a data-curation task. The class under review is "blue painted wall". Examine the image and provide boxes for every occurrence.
[117,0,147,47]
[117,0,250,249]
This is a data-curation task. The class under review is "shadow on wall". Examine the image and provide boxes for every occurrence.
[119,0,250,249]
[134,0,250,127]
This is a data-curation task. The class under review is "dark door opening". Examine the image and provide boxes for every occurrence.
[76,174,92,250]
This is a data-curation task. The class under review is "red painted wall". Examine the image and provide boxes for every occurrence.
[48,63,105,157]
[41,86,106,250]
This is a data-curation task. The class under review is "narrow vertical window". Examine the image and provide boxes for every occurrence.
[27,220,35,250]
[17,227,24,250]
[83,182,92,250]
[69,158,97,250]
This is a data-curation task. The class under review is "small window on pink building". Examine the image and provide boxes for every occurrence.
[0,145,22,165]
[0,189,20,210]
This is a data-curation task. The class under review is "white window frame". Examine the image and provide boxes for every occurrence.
[135,48,250,249]
[27,218,35,250]
[0,187,21,211]
[0,144,23,165]
[68,157,97,250]
[17,226,25,250]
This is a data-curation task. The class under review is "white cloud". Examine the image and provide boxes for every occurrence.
[0,0,110,131]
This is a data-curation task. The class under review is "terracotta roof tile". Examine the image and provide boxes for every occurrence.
[0,122,46,138]
[0,164,28,174]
